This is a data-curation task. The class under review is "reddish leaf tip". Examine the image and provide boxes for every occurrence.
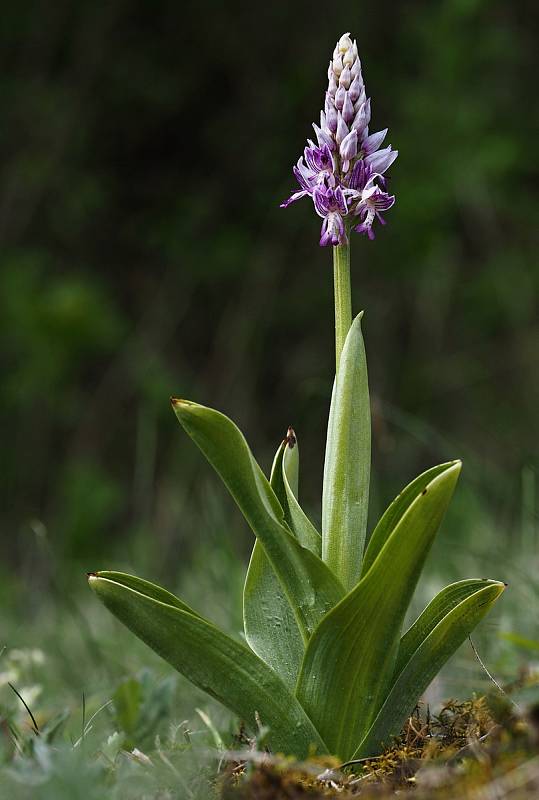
[286,426,297,449]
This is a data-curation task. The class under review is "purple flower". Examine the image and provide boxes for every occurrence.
[304,142,335,177]
[280,143,335,208]
[281,33,398,246]
[352,174,395,240]
[348,158,371,192]
[313,184,348,246]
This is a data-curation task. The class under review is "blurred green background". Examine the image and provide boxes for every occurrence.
[0,0,537,794]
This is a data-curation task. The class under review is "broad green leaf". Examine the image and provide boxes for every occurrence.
[395,578,498,678]
[92,570,200,616]
[355,580,505,758]
[243,543,304,691]
[361,463,454,578]
[244,432,322,688]
[322,312,371,590]
[89,572,327,758]
[244,435,307,690]
[296,461,461,760]
[172,399,343,642]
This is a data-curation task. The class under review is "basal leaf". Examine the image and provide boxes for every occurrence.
[296,461,461,760]
[361,463,454,578]
[92,571,200,616]
[395,578,498,678]
[244,433,318,690]
[89,572,327,758]
[172,399,343,642]
[355,580,505,757]
[244,432,322,689]
[322,313,370,590]
[243,542,304,691]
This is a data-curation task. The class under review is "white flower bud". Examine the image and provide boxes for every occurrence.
[335,85,346,110]
[337,33,353,53]
[332,55,343,77]
[325,94,338,132]
[335,112,349,145]
[343,48,354,68]
[349,75,362,103]
[339,66,351,89]
[342,92,355,124]
[340,129,358,161]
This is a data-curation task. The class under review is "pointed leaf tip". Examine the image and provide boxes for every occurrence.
[421,460,461,494]
[362,459,463,579]
[90,572,326,756]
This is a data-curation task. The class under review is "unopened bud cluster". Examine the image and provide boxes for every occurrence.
[282,34,397,246]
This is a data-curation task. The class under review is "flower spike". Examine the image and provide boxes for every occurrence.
[281,33,398,245]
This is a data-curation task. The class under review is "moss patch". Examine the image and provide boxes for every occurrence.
[219,683,539,799]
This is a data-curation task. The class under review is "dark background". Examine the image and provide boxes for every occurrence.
[0,0,537,589]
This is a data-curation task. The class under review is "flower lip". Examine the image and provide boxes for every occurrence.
[313,184,348,218]
[320,212,346,247]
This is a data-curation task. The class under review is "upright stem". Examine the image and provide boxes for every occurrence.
[333,239,352,371]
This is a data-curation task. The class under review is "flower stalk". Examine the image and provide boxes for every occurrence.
[333,239,352,371]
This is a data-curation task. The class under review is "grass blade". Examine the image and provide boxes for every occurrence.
[322,312,370,590]
[89,572,327,758]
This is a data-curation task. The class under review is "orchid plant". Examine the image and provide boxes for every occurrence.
[89,33,504,762]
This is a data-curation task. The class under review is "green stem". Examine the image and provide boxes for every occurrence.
[333,239,352,371]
